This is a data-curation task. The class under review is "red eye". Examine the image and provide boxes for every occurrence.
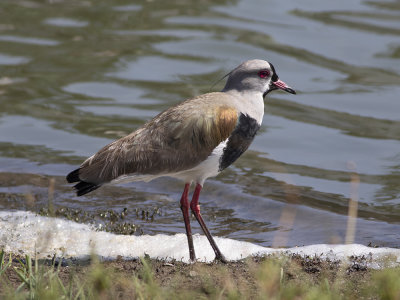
[258,70,270,78]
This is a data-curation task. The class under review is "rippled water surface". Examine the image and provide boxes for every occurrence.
[0,0,399,247]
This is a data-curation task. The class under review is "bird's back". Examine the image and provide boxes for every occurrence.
[67,92,240,194]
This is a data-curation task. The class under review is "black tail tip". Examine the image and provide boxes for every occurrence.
[67,168,100,196]
[66,168,81,183]
[74,181,100,196]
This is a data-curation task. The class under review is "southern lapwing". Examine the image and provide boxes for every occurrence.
[66,59,296,262]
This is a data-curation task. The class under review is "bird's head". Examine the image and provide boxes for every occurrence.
[223,59,296,97]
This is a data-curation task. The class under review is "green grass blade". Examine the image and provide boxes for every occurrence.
[0,249,4,268]
[0,252,12,276]
[13,267,30,286]
[57,275,68,295]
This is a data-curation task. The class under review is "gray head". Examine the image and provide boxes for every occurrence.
[222,59,296,97]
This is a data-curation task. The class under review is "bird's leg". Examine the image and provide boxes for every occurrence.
[180,182,196,261]
[190,183,227,263]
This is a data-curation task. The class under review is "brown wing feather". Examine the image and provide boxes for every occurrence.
[78,92,239,184]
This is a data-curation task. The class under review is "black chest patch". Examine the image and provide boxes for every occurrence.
[219,113,260,171]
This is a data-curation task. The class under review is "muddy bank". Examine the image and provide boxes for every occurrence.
[1,253,380,299]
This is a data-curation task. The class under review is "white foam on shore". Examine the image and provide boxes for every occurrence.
[1,211,399,268]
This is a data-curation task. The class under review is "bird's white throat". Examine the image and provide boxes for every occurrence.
[224,90,265,125]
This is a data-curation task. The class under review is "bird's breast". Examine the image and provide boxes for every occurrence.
[219,113,261,171]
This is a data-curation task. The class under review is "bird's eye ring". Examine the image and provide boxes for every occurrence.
[258,70,270,78]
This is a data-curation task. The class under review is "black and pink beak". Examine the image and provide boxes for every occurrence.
[264,78,296,97]
[266,62,296,95]
[272,79,296,94]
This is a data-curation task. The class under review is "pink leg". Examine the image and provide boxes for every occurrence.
[190,183,227,263]
[180,183,196,261]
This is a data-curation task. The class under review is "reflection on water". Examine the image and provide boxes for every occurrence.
[0,0,399,247]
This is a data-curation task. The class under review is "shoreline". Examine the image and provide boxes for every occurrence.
[1,252,399,299]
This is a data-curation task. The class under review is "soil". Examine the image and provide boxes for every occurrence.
[1,253,373,298]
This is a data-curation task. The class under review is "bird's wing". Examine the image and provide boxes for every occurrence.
[77,93,239,184]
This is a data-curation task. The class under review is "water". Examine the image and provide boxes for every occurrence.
[0,0,399,248]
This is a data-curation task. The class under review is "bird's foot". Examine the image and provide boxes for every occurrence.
[215,254,228,264]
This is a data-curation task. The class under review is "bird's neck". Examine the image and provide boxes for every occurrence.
[223,89,265,125]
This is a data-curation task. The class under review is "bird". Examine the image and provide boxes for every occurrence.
[66,59,296,263]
